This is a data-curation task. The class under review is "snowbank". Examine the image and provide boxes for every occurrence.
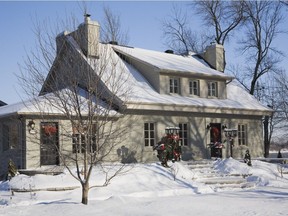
[1,159,288,216]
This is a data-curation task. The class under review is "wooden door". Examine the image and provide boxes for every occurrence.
[40,122,59,165]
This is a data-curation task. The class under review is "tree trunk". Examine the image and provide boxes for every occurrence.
[81,182,89,205]
[263,115,270,158]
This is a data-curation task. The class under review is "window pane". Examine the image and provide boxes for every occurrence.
[184,124,187,130]
[238,124,247,146]
[170,78,180,94]
[208,82,217,97]
[174,79,178,86]
[144,123,155,147]
[179,123,188,146]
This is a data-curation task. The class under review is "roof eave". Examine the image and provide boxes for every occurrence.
[158,69,234,80]
[126,102,272,117]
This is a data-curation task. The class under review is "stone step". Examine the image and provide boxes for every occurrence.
[186,160,214,166]
[213,182,256,191]
[184,160,252,192]
[187,164,213,169]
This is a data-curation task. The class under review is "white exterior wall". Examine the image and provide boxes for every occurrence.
[116,113,264,162]
[0,112,264,177]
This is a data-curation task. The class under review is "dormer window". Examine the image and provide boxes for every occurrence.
[169,77,180,94]
[208,81,218,97]
[189,80,200,96]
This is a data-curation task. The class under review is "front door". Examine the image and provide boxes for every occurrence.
[40,122,59,165]
[210,123,222,158]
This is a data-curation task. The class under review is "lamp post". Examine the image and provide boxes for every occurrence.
[224,129,237,158]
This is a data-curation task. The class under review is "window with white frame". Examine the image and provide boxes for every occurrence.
[169,77,180,94]
[189,80,200,96]
[144,122,156,147]
[208,81,218,97]
[72,124,97,153]
[238,124,247,145]
[179,123,188,146]
[72,134,86,153]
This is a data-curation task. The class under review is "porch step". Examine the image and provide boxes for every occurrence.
[196,177,246,185]
[186,160,254,191]
[186,160,214,166]
[214,182,256,192]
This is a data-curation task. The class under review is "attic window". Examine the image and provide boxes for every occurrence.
[189,80,200,96]
[208,81,218,97]
[169,77,180,94]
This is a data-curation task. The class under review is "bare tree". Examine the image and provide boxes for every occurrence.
[18,14,134,205]
[100,6,129,45]
[258,70,288,156]
[280,1,288,7]
[273,71,288,121]
[193,0,245,46]
[162,5,207,54]
[236,1,284,95]
[230,1,285,157]
[163,1,244,69]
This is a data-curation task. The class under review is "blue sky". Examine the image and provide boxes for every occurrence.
[0,1,287,104]
[0,1,186,104]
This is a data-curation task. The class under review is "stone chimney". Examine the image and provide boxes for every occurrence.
[73,14,100,58]
[202,43,225,72]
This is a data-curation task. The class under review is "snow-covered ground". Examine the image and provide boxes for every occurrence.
[269,149,288,158]
[1,158,288,216]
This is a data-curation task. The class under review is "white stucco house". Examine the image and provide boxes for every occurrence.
[0,16,272,178]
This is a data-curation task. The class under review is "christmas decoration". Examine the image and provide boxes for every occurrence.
[153,127,182,167]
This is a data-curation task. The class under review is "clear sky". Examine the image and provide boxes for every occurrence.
[0,1,185,104]
[0,1,287,105]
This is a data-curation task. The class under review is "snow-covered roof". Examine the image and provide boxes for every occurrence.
[120,60,272,113]
[3,36,271,118]
[113,45,233,79]
[0,88,119,118]
[77,43,271,115]
[0,97,61,117]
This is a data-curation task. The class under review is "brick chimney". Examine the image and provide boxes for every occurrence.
[202,43,225,72]
[73,14,100,58]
